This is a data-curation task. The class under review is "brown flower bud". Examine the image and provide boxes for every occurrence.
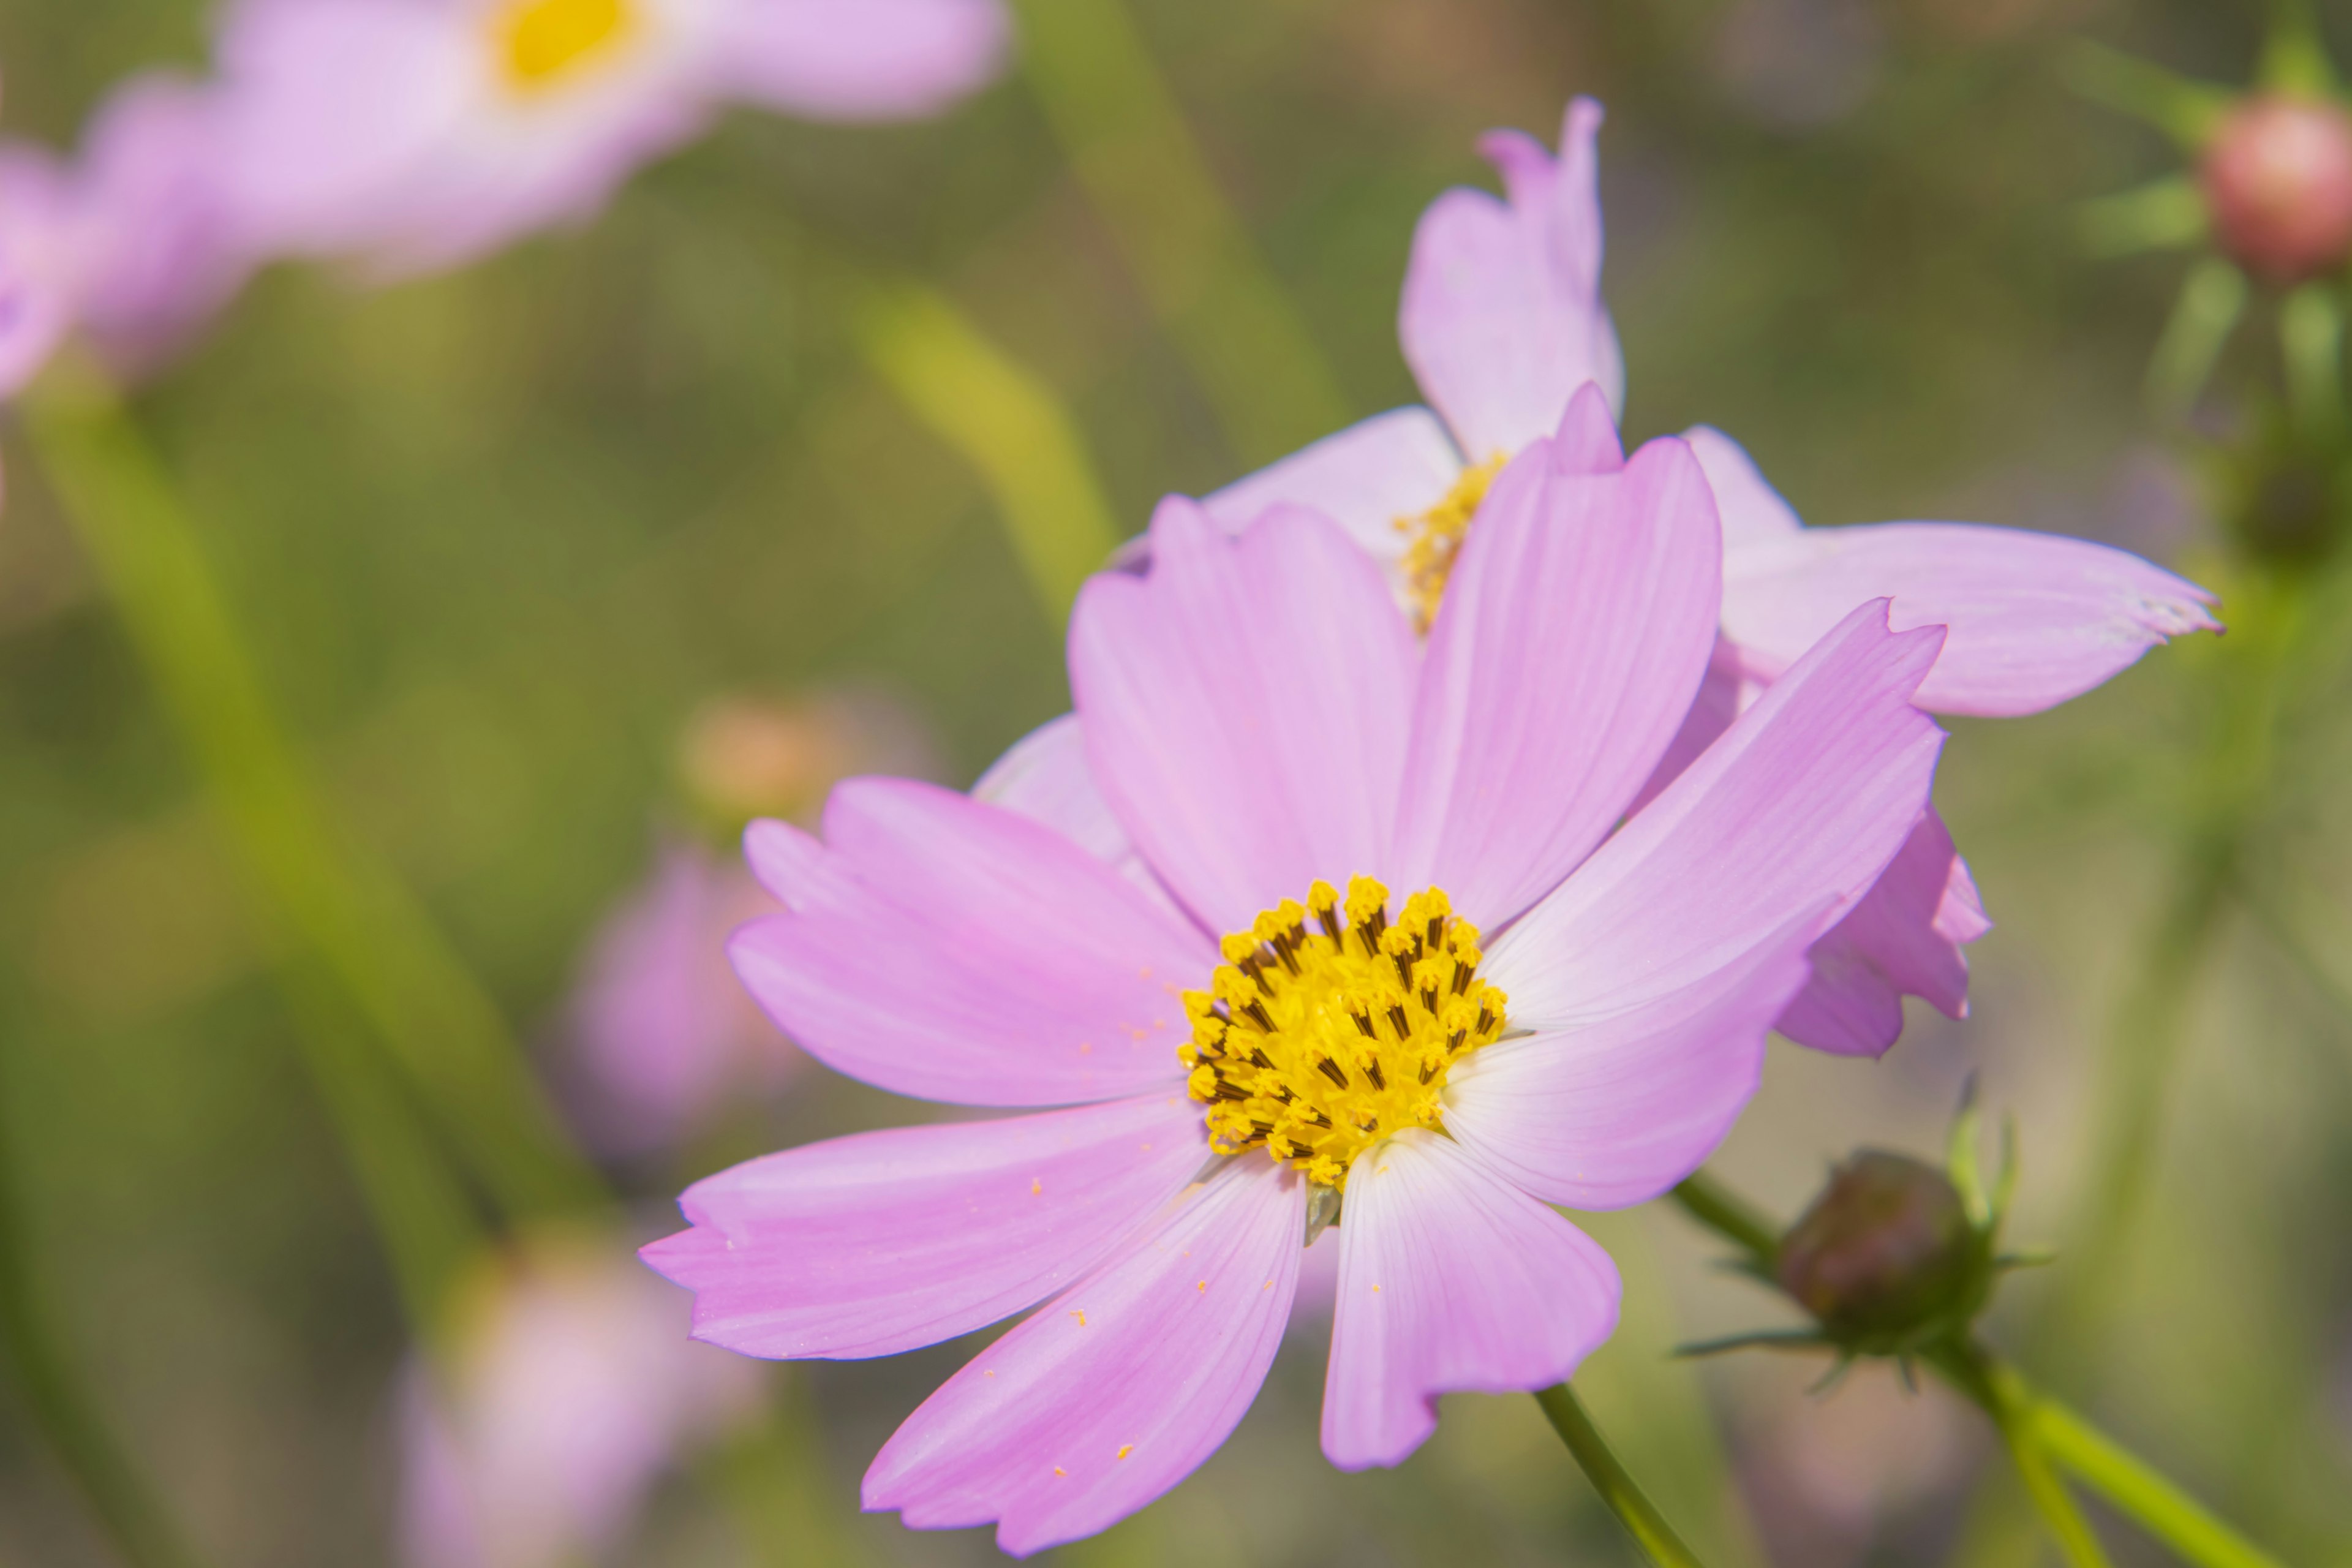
[2199,96,2352,284]
[1776,1152,1981,1346]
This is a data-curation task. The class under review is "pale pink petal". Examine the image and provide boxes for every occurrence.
[1774,810,1991,1057]
[1625,636,1751,817]
[1200,407,1463,565]
[1070,500,1419,937]
[1550,378,1627,475]
[1393,424,1721,927]
[728,778,1210,1106]
[1443,914,1815,1209]
[1722,522,2220,718]
[1489,601,1947,1027]
[971,713,1193,926]
[639,1093,1207,1360]
[864,1159,1305,1558]
[1321,1131,1619,1470]
[1399,97,1624,460]
[1683,424,1803,548]
[0,151,76,397]
[713,0,1009,121]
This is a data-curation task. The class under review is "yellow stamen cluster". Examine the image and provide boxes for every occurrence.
[1396,453,1508,631]
[496,0,636,89]
[1180,876,1507,1190]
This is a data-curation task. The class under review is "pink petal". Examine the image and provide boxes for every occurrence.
[1722,521,2219,718]
[1393,426,1721,927]
[639,1093,1208,1360]
[1625,636,1751,818]
[1774,810,1992,1057]
[1551,379,1627,475]
[864,1159,1305,1558]
[728,778,1210,1106]
[1489,601,1947,1028]
[1399,97,1624,460]
[1200,407,1464,565]
[712,0,1010,121]
[1683,424,1802,548]
[1070,499,1419,938]
[1442,916,1814,1209]
[1321,1131,1619,1470]
[971,713,1194,927]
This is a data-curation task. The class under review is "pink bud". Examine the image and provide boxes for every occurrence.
[2199,96,2352,283]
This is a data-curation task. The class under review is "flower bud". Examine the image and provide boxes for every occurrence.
[1776,1152,1983,1347]
[2199,96,2352,283]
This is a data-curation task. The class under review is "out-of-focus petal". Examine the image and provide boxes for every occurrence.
[729,778,1210,1106]
[0,151,76,397]
[1490,601,1946,1028]
[714,0,1008,119]
[1444,915,1814,1209]
[864,1159,1305,1558]
[569,842,793,1155]
[1321,1131,1618,1470]
[1722,521,2220,718]
[1200,407,1463,565]
[639,1093,1207,1360]
[1683,424,1803,548]
[1399,97,1624,459]
[1393,423,1721,927]
[1071,500,1418,937]
[1774,810,1991,1057]
[68,74,251,375]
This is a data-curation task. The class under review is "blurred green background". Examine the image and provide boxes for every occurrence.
[4,0,2351,1564]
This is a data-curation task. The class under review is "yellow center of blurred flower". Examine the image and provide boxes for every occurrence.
[1181,876,1507,1191]
[1396,453,1507,631]
[496,0,637,90]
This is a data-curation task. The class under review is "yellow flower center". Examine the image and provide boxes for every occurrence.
[1396,453,1508,631]
[495,0,636,91]
[1180,876,1507,1191]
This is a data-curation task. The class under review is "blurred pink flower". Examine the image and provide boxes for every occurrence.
[1203,97,2218,1057]
[0,150,77,399]
[645,413,1950,1555]
[399,1235,760,1568]
[565,837,799,1156]
[214,0,1009,276]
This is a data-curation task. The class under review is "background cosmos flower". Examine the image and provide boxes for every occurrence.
[644,400,1951,1556]
[212,0,1010,276]
[1200,96,2217,1058]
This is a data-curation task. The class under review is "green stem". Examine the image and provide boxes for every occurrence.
[852,279,1121,627]
[1666,1175,2292,1568]
[2034,1392,2289,1568]
[0,1030,216,1568]
[23,366,604,1226]
[1008,0,1349,466]
[1928,1343,2113,1568]
[1533,1382,1707,1568]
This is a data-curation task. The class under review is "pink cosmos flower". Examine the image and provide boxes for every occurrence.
[645,404,1950,1555]
[0,150,77,401]
[214,0,1009,276]
[564,837,799,1156]
[1199,97,2219,1057]
[398,1234,760,1568]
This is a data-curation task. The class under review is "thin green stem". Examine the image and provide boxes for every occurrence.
[2034,1392,2288,1568]
[852,279,1121,626]
[1534,1382,1707,1568]
[23,367,604,1226]
[0,1030,216,1568]
[1008,0,1349,465]
[1666,1175,2293,1568]
[1929,1344,2113,1568]
[2281,283,2345,438]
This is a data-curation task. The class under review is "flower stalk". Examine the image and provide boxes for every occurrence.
[1533,1382,1708,1568]
[1007,0,1349,466]
[1668,1171,2286,1568]
[22,363,605,1230]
